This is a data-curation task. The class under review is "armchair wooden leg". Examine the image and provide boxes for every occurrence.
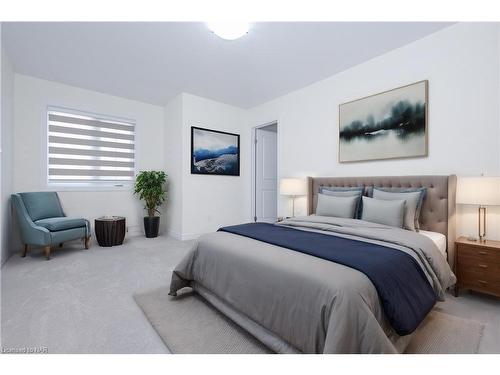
[44,246,51,260]
[84,236,91,249]
[21,244,28,257]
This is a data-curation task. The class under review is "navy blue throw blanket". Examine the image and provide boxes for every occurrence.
[218,223,436,335]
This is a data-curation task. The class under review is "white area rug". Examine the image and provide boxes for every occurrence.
[134,287,484,354]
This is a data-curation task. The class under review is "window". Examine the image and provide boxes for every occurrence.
[47,108,135,187]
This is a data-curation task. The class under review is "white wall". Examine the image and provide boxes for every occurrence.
[9,76,252,249]
[1,35,14,265]
[5,22,500,248]
[164,94,184,239]
[248,23,500,240]
[180,93,251,239]
[163,93,251,240]
[12,75,165,251]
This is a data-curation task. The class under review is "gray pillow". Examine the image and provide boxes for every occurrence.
[361,196,406,228]
[319,187,364,218]
[372,188,426,231]
[316,193,358,219]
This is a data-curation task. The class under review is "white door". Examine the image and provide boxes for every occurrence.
[255,128,277,222]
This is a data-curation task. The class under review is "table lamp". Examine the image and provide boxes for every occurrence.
[280,178,307,217]
[457,176,500,242]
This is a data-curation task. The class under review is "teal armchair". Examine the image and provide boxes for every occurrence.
[11,192,91,260]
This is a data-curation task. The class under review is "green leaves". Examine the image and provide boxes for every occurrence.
[133,171,167,217]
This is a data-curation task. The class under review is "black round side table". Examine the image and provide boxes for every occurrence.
[95,216,126,247]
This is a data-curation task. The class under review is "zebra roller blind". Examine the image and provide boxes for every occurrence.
[47,108,135,184]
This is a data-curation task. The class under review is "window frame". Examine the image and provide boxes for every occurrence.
[45,106,137,192]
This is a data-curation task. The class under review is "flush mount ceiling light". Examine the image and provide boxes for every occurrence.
[207,21,250,40]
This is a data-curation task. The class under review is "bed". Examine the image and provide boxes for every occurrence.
[169,175,457,353]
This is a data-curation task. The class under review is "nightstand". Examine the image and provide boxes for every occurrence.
[455,236,500,298]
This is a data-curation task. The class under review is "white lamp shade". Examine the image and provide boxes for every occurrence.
[280,178,306,196]
[457,177,500,206]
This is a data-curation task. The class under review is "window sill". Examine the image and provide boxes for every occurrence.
[46,183,133,192]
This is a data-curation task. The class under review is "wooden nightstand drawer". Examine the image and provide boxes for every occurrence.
[457,256,500,275]
[455,237,500,298]
[458,268,500,283]
[458,245,500,264]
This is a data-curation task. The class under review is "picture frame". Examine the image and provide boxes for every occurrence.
[191,126,240,176]
[338,80,428,163]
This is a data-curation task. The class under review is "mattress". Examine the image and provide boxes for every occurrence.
[419,230,447,259]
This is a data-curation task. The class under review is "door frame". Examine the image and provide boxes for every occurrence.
[251,121,278,222]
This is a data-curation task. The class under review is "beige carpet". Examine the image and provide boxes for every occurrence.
[134,287,484,354]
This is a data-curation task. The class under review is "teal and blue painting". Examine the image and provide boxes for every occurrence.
[191,127,240,175]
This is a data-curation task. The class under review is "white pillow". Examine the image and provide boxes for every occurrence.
[361,196,406,228]
[372,188,424,231]
[316,193,358,219]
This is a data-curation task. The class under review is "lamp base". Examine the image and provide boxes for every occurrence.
[478,206,486,243]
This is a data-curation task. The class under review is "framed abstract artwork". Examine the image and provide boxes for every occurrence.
[191,126,240,176]
[339,80,428,163]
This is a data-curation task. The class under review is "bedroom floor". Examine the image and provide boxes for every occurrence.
[1,235,500,354]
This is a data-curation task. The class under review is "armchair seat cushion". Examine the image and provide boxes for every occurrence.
[35,217,87,232]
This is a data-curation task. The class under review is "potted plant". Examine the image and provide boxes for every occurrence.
[134,170,167,238]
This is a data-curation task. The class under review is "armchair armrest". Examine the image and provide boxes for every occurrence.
[11,194,51,246]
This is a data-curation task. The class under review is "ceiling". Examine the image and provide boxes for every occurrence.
[3,22,452,108]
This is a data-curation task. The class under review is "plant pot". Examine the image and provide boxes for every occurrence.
[144,216,160,238]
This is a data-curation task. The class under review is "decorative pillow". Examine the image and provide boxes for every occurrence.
[319,186,364,218]
[372,187,426,231]
[316,193,359,219]
[361,196,406,228]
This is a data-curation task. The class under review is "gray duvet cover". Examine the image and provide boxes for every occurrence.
[169,216,456,354]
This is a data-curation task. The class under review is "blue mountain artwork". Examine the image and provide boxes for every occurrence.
[192,145,239,175]
[193,145,238,162]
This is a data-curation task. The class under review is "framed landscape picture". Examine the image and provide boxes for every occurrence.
[339,80,428,163]
[191,126,240,176]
